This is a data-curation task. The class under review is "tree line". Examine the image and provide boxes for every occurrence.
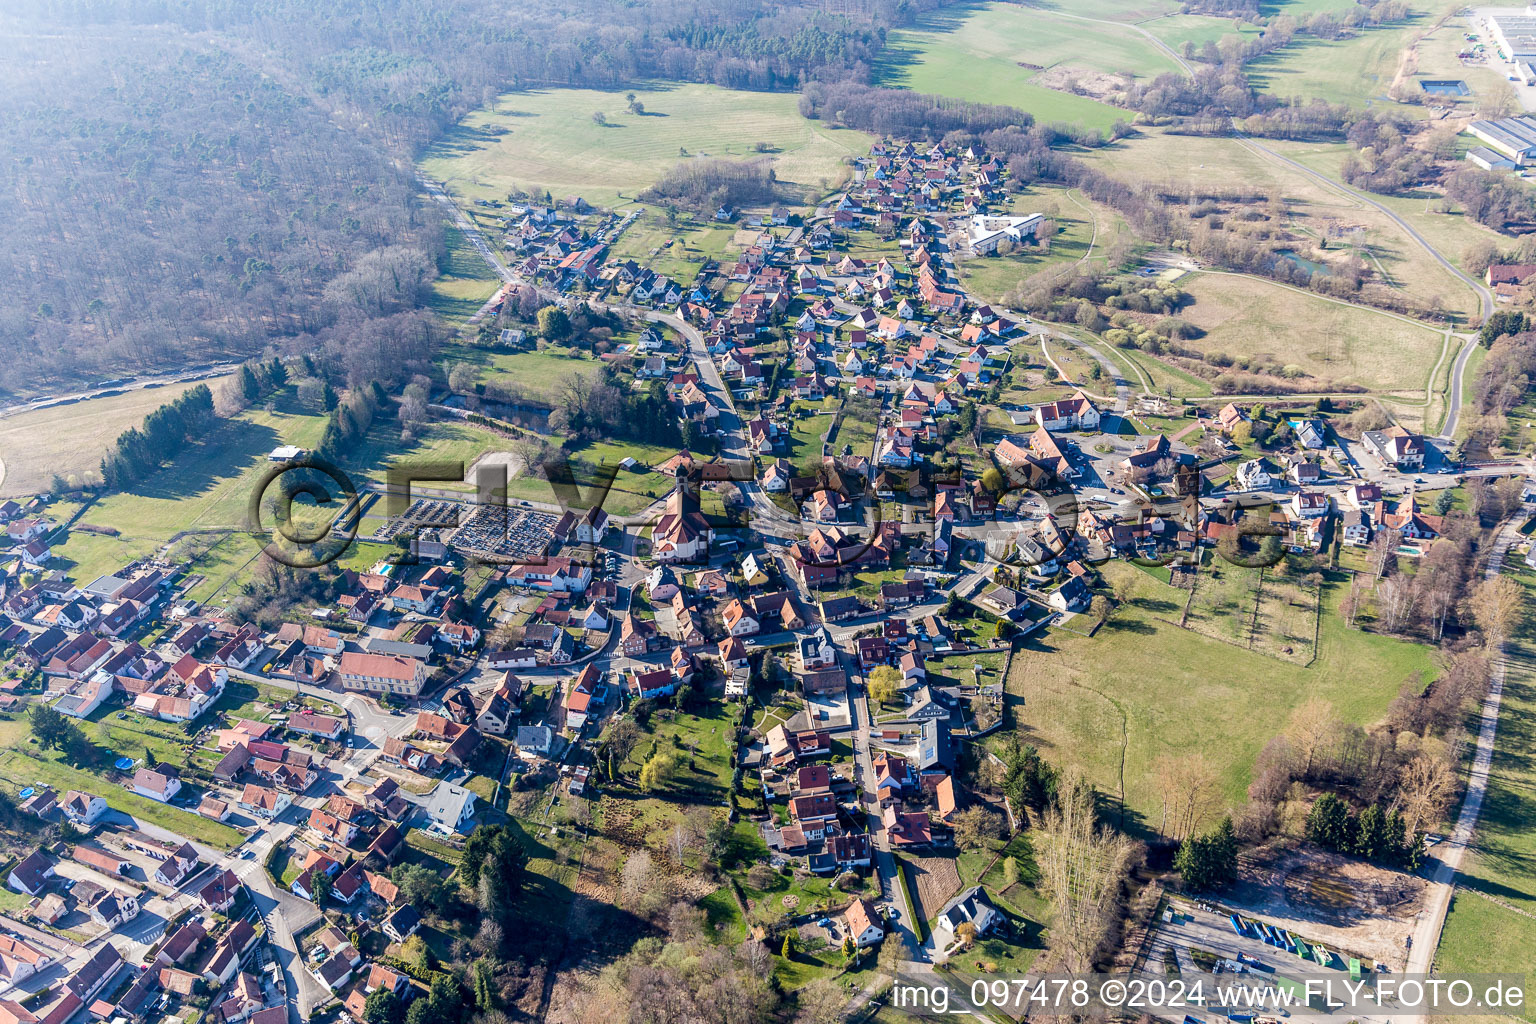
[639,158,778,215]
[96,384,215,490]
[800,81,1039,140]
[1462,328,1536,457]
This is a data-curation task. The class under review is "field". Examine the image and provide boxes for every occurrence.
[46,385,518,603]
[0,375,234,497]
[886,3,1181,80]
[1005,561,1438,833]
[1077,129,1482,321]
[1177,272,1448,393]
[1434,563,1536,1005]
[876,5,1143,132]
[1143,15,1263,52]
[443,341,601,404]
[48,530,165,593]
[419,84,869,212]
[603,208,739,288]
[1181,554,1321,664]
[73,391,331,541]
[1264,136,1517,283]
[1244,5,1431,110]
[428,223,502,323]
[1035,0,1179,20]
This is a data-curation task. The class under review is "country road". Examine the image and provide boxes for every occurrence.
[419,175,514,284]
[1231,134,1492,439]
[1403,516,1524,998]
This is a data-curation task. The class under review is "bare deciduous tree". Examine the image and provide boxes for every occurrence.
[1032,772,1134,973]
[1375,575,1416,634]
[1286,697,1337,781]
[1397,751,1457,836]
[1467,576,1524,644]
[1152,751,1221,841]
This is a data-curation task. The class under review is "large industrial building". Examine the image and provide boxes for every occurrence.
[1487,8,1536,60]
[1465,115,1536,165]
[1487,7,1536,84]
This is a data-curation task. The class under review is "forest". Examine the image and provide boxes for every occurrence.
[0,0,949,396]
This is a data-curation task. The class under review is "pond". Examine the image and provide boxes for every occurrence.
[1419,79,1470,96]
[1275,249,1330,277]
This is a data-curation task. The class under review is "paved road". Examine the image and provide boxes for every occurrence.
[645,310,806,530]
[1440,327,1481,440]
[1231,133,1491,440]
[1404,516,1524,998]
[1231,137,1492,321]
[419,177,513,285]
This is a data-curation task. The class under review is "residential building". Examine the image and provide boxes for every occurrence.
[425,782,477,833]
[337,651,427,696]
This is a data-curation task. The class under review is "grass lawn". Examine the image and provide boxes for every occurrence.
[346,418,503,487]
[954,189,1101,304]
[616,702,737,828]
[497,436,680,516]
[1434,893,1536,1023]
[1005,560,1438,834]
[442,341,602,404]
[787,412,835,470]
[49,529,164,592]
[755,698,802,735]
[82,702,220,773]
[1434,564,1536,1003]
[419,84,869,212]
[839,568,908,604]
[1182,552,1321,664]
[0,747,243,849]
[216,677,304,724]
[875,5,1153,132]
[1243,6,1432,112]
[701,884,748,944]
[428,224,502,324]
[181,532,268,606]
[1178,272,1446,393]
[830,403,880,462]
[1112,345,1214,399]
[926,651,1007,688]
[0,375,236,497]
[739,862,842,920]
[605,208,739,287]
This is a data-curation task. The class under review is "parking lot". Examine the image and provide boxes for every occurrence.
[1148,899,1397,1023]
